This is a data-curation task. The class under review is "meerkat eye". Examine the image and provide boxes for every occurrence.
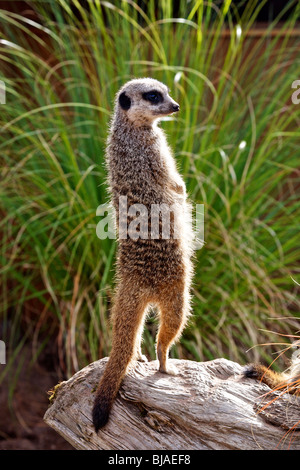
[142,91,163,104]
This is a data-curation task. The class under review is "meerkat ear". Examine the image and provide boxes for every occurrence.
[119,92,131,111]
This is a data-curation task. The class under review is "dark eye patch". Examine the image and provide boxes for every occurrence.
[119,91,131,110]
[142,90,163,104]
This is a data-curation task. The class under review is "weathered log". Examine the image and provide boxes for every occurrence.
[43,358,300,450]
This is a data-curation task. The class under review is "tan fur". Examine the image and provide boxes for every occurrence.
[92,78,194,431]
[244,342,300,395]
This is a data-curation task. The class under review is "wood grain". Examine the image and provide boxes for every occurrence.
[44,358,300,450]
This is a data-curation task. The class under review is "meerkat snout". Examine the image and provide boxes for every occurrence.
[117,77,180,126]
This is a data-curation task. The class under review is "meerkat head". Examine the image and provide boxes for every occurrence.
[116,78,180,126]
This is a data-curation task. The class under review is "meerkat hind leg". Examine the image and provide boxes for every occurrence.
[157,343,179,375]
[156,289,188,376]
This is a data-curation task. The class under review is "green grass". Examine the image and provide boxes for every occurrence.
[0,0,299,379]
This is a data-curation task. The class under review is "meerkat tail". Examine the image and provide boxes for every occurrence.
[92,353,128,431]
[244,363,287,390]
[92,286,148,431]
[244,362,300,395]
[92,343,139,431]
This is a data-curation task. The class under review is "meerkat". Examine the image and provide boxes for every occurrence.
[244,341,300,395]
[92,78,194,432]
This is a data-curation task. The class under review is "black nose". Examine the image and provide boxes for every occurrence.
[172,103,180,112]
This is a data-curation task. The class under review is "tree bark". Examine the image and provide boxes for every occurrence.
[43,357,300,450]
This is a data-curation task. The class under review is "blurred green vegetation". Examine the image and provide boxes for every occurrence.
[0,0,299,381]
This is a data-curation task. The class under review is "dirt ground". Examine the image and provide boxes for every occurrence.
[0,345,73,450]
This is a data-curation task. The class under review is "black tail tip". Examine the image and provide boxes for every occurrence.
[243,363,260,379]
[92,401,110,432]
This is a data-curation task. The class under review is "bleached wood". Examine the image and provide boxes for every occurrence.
[44,357,300,450]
